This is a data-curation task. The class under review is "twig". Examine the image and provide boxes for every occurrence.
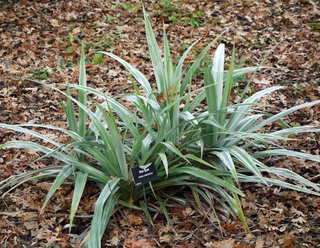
[184,218,206,242]
[119,85,134,93]
[40,242,62,248]
[310,174,320,182]
[4,234,11,248]
[75,225,91,243]
[151,236,161,246]
[11,213,93,224]
[14,132,23,140]
[115,237,125,248]
[185,191,226,236]
[114,213,130,237]
[16,237,35,248]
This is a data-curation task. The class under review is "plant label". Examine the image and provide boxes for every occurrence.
[131,162,158,186]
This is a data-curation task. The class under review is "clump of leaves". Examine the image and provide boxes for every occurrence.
[156,0,205,27]
[52,61,74,71]
[29,68,50,80]
[93,53,103,65]
[308,22,320,30]
[1,9,320,248]
[123,2,140,13]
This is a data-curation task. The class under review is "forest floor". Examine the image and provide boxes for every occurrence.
[1,0,320,247]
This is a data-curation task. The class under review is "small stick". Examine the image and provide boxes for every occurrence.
[16,237,35,248]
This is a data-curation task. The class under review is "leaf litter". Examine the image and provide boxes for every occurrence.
[1,0,320,247]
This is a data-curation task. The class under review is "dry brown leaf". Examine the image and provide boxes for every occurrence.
[213,239,235,248]
[0,218,7,227]
[21,212,38,220]
[109,236,120,246]
[182,207,195,217]
[159,234,172,244]
[291,216,306,224]
[127,214,142,225]
[156,92,166,103]
[255,236,264,248]
[131,240,154,248]
[23,221,37,230]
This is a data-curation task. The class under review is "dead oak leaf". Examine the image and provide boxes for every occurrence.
[129,227,142,237]
[127,214,142,225]
[255,236,264,248]
[50,19,60,27]
[23,220,37,230]
[290,207,306,217]
[159,224,171,236]
[107,236,120,246]
[159,234,172,244]
[210,239,235,248]
[156,85,179,103]
[156,92,166,103]
[21,212,38,220]
[131,240,154,248]
[171,215,179,223]
[0,218,7,227]
[291,216,306,224]
[182,207,195,217]
[270,207,284,215]
[208,212,219,222]
[291,190,302,200]
[278,232,297,246]
[119,218,129,227]
[173,233,185,241]
[295,227,310,234]
[204,242,214,247]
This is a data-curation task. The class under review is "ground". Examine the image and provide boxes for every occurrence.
[1,0,320,247]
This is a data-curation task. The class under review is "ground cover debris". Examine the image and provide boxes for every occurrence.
[1,0,320,247]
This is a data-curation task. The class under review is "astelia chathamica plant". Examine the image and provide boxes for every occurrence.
[1,9,320,248]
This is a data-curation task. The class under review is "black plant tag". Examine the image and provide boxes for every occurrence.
[131,162,159,186]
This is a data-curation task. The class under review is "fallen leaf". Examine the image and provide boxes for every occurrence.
[255,236,264,248]
[182,207,195,217]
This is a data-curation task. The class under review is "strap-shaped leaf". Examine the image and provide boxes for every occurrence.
[87,178,120,248]
[211,43,225,112]
[225,86,284,133]
[171,167,244,196]
[211,150,238,184]
[98,51,153,97]
[163,26,173,91]
[238,174,320,196]
[66,80,78,133]
[250,100,320,132]
[219,42,235,126]
[226,146,266,185]
[40,165,73,214]
[0,124,61,147]
[140,200,154,227]
[180,26,233,95]
[78,43,87,137]
[154,194,171,225]
[158,153,169,178]
[161,141,190,164]
[143,8,166,93]
[70,171,88,231]
[94,99,129,181]
[184,154,218,170]
[0,141,110,183]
